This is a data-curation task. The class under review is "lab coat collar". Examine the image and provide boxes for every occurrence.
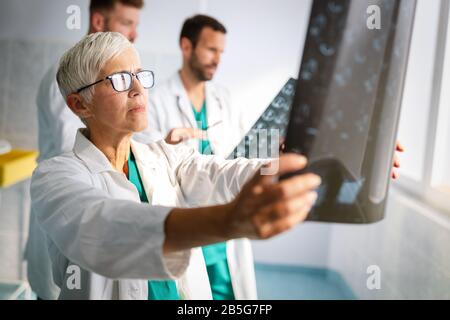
[72,129,157,174]
[169,71,223,129]
[170,71,188,98]
[129,138,158,169]
[73,129,115,174]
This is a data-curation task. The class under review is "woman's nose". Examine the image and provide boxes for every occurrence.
[129,76,144,97]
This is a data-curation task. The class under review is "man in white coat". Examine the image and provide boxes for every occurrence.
[136,15,244,156]
[135,15,257,300]
[26,0,144,300]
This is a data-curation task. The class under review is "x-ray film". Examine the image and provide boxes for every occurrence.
[284,0,417,224]
[228,78,296,160]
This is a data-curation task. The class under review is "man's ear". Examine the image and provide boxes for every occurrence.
[90,11,106,32]
[66,93,92,121]
[180,37,193,58]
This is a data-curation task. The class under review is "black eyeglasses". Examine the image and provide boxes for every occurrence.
[76,70,155,93]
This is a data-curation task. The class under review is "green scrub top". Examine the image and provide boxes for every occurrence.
[127,150,179,300]
[192,101,235,300]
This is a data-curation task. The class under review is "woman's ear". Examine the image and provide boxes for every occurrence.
[66,93,92,121]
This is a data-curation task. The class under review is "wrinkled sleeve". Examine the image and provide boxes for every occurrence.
[31,158,190,280]
[158,142,270,206]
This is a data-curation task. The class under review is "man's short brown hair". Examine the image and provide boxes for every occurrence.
[180,15,227,48]
[89,0,144,14]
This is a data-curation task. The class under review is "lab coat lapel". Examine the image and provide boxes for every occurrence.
[171,72,197,128]
[205,82,225,155]
[129,140,213,300]
[205,82,224,129]
[130,139,158,204]
[73,129,142,203]
[73,129,115,174]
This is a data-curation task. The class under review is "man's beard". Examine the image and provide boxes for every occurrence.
[188,52,216,82]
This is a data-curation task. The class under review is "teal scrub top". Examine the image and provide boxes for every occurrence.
[127,150,179,300]
[192,100,213,154]
[192,101,235,300]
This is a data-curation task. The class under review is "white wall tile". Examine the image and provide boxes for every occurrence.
[252,223,332,268]
[0,232,26,281]
[328,188,450,299]
[0,180,30,281]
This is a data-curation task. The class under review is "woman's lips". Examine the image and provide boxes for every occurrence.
[129,105,146,113]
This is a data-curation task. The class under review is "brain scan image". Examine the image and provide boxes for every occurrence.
[284,0,416,224]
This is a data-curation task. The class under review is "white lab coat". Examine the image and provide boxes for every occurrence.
[134,72,258,299]
[25,63,85,299]
[135,71,246,157]
[30,129,265,300]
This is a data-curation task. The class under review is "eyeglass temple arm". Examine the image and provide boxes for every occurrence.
[76,78,105,93]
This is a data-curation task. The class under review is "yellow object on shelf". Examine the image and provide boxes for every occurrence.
[0,149,38,188]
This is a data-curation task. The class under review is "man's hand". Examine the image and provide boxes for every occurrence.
[225,154,321,240]
[165,127,207,145]
[392,141,405,180]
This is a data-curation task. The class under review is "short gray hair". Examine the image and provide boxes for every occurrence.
[56,32,135,103]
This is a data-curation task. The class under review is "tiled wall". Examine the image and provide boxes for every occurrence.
[0,40,68,149]
[0,40,69,281]
[252,223,332,268]
[0,180,30,281]
[327,188,450,299]
[0,39,179,281]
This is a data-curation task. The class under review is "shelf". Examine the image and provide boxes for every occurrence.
[0,149,38,188]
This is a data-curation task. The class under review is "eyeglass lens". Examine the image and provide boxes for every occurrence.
[110,71,154,92]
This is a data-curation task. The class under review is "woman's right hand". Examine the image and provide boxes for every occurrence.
[165,127,206,144]
[225,154,321,240]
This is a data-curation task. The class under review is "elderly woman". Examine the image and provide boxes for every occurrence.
[30,32,321,300]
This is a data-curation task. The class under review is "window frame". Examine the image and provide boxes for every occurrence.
[394,0,450,216]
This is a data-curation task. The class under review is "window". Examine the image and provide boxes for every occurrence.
[396,0,450,214]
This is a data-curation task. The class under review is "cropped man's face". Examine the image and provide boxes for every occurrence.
[187,27,226,81]
[97,3,141,43]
